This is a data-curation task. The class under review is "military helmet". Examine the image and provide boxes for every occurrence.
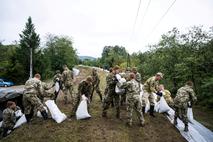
[156,72,164,78]
[56,70,60,74]
[113,65,120,70]
[126,67,131,71]
[132,67,137,72]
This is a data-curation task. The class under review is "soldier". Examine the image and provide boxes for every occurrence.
[142,72,163,117]
[104,68,114,107]
[158,84,174,107]
[90,68,102,102]
[23,74,48,122]
[1,101,17,137]
[132,67,141,84]
[62,65,74,104]
[53,70,62,101]
[118,73,145,127]
[173,81,197,132]
[102,66,120,119]
[70,76,93,117]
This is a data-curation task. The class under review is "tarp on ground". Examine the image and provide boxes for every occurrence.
[0,87,24,103]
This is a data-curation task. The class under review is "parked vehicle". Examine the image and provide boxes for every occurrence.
[0,78,14,87]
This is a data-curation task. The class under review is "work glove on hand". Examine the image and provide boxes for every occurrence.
[156,91,163,97]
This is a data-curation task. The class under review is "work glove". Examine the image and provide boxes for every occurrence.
[156,91,163,97]
[188,102,192,108]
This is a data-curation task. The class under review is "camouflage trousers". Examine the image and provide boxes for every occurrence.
[91,85,102,101]
[23,93,45,115]
[174,105,188,125]
[142,91,156,107]
[103,90,120,116]
[127,95,145,125]
[63,85,73,104]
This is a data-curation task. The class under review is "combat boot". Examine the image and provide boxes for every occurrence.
[184,124,189,132]
[102,111,107,118]
[25,114,33,123]
[41,110,48,120]
[142,107,145,114]
[173,117,178,126]
[149,105,155,117]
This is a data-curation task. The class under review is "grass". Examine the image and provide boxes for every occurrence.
[2,66,188,142]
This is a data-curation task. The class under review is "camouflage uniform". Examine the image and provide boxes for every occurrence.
[71,80,93,116]
[174,85,197,129]
[91,69,102,101]
[142,76,159,106]
[53,72,62,84]
[1,108,16,137]
[62,67,74,104]
[102,73,120,118]
[53,72,62,101]
[23,78,45,115]
[118,79,145,126]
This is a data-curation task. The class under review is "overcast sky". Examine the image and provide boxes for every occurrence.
[0,0,212,57]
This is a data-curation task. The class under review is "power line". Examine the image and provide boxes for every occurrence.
[141,0,152,27]
[131,0,142,37]
[149,0,177,36]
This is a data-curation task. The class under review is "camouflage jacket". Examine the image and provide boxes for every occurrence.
[78,80,93,98]
[118,79,140,98]
[143,76,159,93]
[24,78,42,95]
[53,73,62,83]
[174,85,197,107]
[92,72,100,86]
[2,108,16,129]
[157,90,174,105]
[62,67,73,87]
[106,73,118,92]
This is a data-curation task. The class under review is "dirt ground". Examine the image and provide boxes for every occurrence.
[2,66,188,142]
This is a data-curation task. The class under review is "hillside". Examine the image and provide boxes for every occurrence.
[2,66,187,142]
[79,56,96,61]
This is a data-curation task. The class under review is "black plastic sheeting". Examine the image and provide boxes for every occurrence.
[0,87,24,121]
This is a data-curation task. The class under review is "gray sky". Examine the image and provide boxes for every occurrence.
[0,0,212,57]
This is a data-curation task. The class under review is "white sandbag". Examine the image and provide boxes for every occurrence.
[55,81,60,93]
[45,100,67,123]
[0,121,2,127]
[115,78,126,94]
[76,95,91,120]
[187,108,194,123]
[13,114,27,129]
[157,97,170,113]
[37,106,48,118]
[116,74,122,81]
[73,68,80,76]
[15,110,23,118]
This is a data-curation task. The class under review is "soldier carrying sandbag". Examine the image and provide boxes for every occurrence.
[173,81,197,132]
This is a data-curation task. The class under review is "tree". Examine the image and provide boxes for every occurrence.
[19,16,40,78]
[42,34,78,77]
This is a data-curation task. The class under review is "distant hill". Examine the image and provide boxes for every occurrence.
[79,56,96,61]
